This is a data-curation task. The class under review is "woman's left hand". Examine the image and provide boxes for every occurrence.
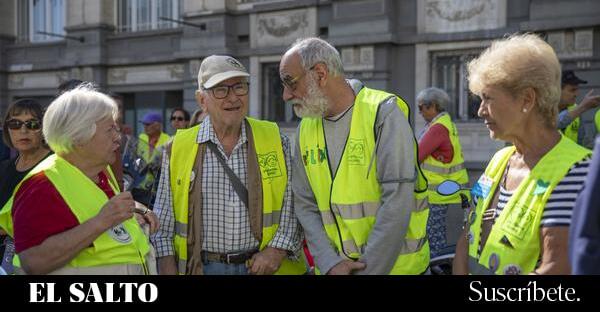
[133,201,160,234]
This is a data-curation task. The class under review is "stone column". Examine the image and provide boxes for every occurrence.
[64,0,116,88]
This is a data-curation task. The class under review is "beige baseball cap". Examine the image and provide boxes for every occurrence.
[197,55,250,89]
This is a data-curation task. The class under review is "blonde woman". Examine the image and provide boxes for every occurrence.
[454,34,591,275]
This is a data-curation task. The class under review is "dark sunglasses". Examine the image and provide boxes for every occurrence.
[170,116,186,121]
[6,119,42,131]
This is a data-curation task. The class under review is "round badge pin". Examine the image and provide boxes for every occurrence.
[107,224,132,244]
[488,253,499,272]
[503,264,522,275]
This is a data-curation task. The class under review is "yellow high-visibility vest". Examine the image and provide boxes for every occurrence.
[169,118,306,275]
[468,136,589,274]
[137,132,170,189]
[299,86,430,274]
[561,104,579,143]
[421,112,470,204]
[0,154,149,270]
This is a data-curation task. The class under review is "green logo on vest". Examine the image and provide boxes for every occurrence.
[302,146,327,166]
[347,139,365,166]
[258,152,282,179]
[503,205,535,240]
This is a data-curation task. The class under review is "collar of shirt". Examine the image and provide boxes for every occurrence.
[196,115,248,150]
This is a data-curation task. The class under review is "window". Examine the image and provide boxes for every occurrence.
[24,0,65,42]
[118,0,182,32]
[120,90,183,136]
[262,63,299,124]
[431,50,482,121]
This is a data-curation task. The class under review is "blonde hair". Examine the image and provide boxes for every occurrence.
[44,84,118,155]
[468,33,561,127]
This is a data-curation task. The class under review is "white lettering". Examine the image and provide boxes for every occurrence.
[120,283,135,302]
[30,283,44,303]
[138,283,158,303]
[564,287,578,302]
[69,283,85,303]
[105,283,119,303]
[29,283,61,303]
[467,280,579,303]
[469,281,483,301]
[86,283,104,303]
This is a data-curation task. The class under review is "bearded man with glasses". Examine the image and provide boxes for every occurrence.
[281,37,430,275]
[152,55,307,275]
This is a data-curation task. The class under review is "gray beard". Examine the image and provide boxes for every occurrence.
[292,77,328,118]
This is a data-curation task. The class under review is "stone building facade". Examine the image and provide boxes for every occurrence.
[0,0,599,171]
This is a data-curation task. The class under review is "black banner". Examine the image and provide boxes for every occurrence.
[0,275,599,307]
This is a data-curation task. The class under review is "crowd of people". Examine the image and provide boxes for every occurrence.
[0,33,599,275]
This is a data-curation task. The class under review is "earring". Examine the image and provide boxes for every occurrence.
[522,108,527,113]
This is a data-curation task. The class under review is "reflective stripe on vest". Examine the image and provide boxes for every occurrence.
[421,112,470,204]
[420,162,465,175]
[0,154,149,270]
[299,86,430,275]
[468,136,590,275]
[169,118,306,275]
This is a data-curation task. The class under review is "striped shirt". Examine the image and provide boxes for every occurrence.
[475,158,590,226]
[151,116,302,257]
[475,158,590,255]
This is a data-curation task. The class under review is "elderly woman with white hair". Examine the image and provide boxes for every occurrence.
[416,87,469,271]
[454,33,591,275]
[0,85,158,275]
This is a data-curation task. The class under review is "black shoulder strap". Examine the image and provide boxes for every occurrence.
[205,142,249,208]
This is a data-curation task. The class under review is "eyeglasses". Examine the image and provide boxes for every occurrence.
[6,119,42,131]
[170,116,186,121]
[281,64,317,92]
[206,82,249,99]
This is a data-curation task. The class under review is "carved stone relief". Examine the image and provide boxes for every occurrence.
[8,71,68,90]
[189,59,202,79]
[547,29,593,60]
[69,67,94,82]
[8,75,24,89]
[341,46,374,72]
[420,0,506,33]
[107,64,185,85]
[251,8,317,48]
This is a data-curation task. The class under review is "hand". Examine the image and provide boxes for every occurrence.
[247,247,287,275]
[95,191,136,230]
[133,201,159,234]
[579,89,600,110]
[157,256,178,275]
[326,260,366,275]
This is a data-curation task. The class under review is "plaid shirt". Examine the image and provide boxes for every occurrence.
[151,116,302,256]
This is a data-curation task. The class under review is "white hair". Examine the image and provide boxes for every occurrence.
[288,37,344,77]
[416,87,449,112]
[44,84,118,155]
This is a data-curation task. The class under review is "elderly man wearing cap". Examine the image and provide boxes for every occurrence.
[557,70,600,149]
[151,55,306,275]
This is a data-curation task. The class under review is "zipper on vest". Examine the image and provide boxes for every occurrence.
[139,250,149,275]
[322,117,359,261]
